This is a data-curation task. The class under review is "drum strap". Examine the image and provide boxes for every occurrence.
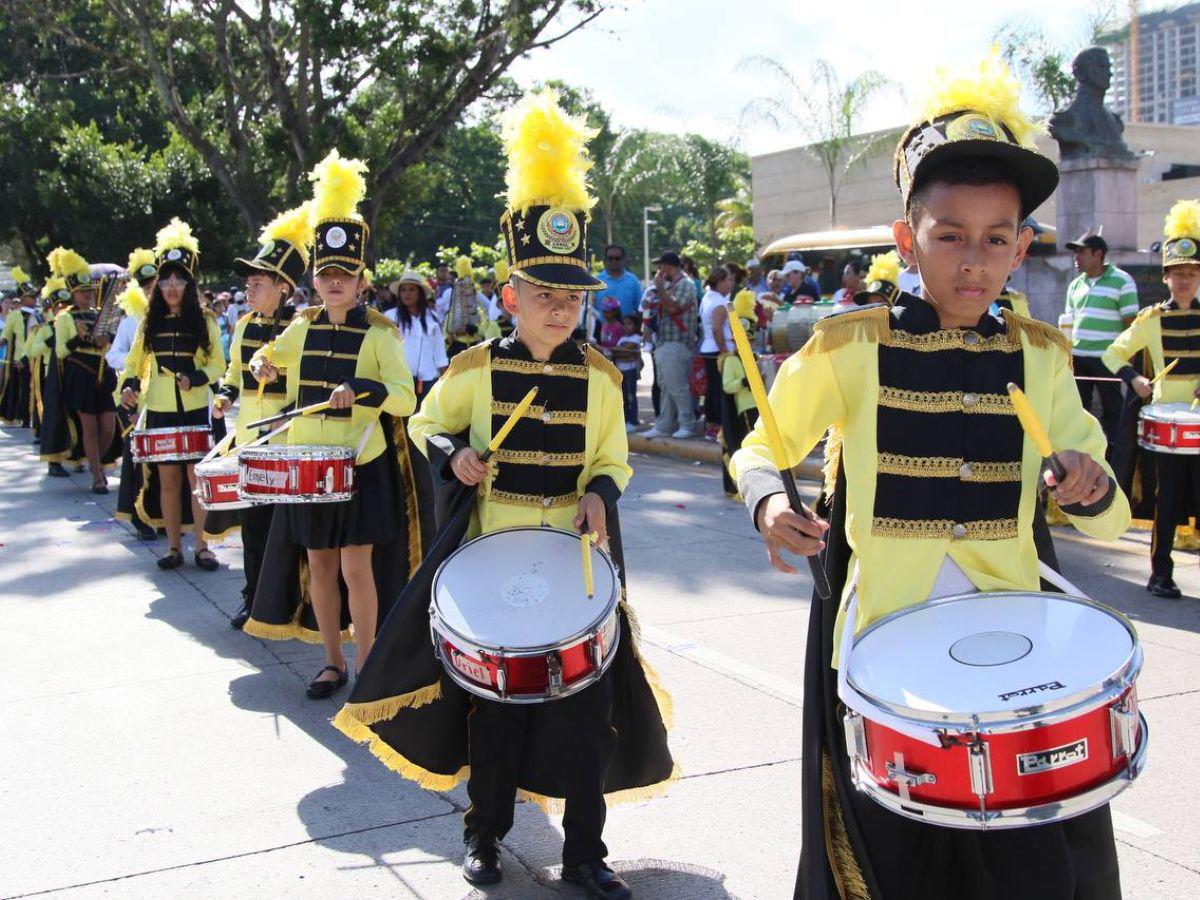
[1037,560,1084,596]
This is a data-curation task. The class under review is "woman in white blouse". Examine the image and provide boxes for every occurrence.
[385,272,448,402]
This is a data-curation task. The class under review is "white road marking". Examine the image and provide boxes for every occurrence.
[1111,810,1161,838]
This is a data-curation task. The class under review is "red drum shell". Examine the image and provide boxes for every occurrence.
[131,426,213,463]
[194,456,250,511]
[1138,403,1200,455]
[237,445,355,503]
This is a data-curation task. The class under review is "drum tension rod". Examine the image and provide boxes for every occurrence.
[885,752,937,803]
[546,652,564,697]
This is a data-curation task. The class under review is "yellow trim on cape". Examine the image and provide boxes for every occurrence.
[1001,307,1071,353]
[586,344,623,388]
[801,305,890,358]
[446,340,491,378]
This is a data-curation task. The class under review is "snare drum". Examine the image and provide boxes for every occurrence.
[194,454,250,510]
[843,591,1147,829]
[430,527,621,703]
[237,445,356,503]
[1138,402,1200,454]
[131,425,213,463]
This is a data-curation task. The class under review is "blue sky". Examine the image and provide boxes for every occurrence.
[510,0,1165,156]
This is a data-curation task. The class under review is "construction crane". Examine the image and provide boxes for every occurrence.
[1129,0,1139,124]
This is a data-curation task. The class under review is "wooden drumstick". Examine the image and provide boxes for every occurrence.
[256,299,288,401]
[729,311,831,600]
[1150,358,1179,386]
[1007,383,1067,482]
[479,387,538,463]
[242,392,368,430]
[581,531,595,601]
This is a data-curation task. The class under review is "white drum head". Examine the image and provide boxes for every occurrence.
[433,527,618,650]
[1142,402,1200,424]
[847,592,1138,724]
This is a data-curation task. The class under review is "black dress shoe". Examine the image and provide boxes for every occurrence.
[47,463,69,477]
[157,548,184,570]
[134,522,158,541]
[231,601,252,630]
[305,665,348,699]
[1147,574,1182,599]
[562,860,631,899]
[462,832,502,886]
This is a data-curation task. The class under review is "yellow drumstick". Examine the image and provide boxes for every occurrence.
[255,343,275,401]
[729,313,831,599]
[480,387,538,462]
[1007,382,1068,482]
[581,531,595,600]
[1150,358,1179,386]
[242,392,368,430]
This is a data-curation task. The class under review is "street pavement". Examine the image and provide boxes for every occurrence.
[2,423,1199,899]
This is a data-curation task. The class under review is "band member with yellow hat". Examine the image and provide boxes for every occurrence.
[0,266,39,427]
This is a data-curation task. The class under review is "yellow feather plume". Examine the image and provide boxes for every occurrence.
[154,217,200,256]
[362,267,374,286]
[495,258,510,283]
[501,89,597,215]
[47,247,90,280]
[918,48,1043,148]
[261,202,313,267]
[11,266,30,284]
[865,250,902,287]
[733,289,757,320]
[308,150,368,223]
[117,282,148,319]
[1164,199,1200,241]
[454,255,474,280]
[127,247,156,274]
[41,276,66,299]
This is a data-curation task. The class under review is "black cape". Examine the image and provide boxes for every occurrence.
[0,355,30,425]
[331,468,677,810]
[796,466,1121,900]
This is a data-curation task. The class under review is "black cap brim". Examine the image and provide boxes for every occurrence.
[912,140,1060,220]
[514,264,605,291]
[233,256,292,284]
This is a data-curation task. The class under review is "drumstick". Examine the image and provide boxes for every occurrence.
[581,531,595,600]
[479,387,538,463]
[1007,383,1067,482]
[729,312,831,600]
[256,300,288,401]
[1150,358,1179,386]
[242,392,369,430]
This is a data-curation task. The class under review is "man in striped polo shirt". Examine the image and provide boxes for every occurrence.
[1064,231,1139,444]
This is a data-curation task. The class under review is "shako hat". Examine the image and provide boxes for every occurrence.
[855,250,902,305]
[499,89,605,291]
[11,266,37,298]
[1162,200,1200,268]
[47,247,94,292]
[127,247,159,285]
[894,49,1059,221]
[234,202,312,288]
[308,150,369,276]
[154,218,201,279]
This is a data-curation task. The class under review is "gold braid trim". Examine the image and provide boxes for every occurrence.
[446,340,491,378]
[885,329,1021,354]
[872,517,1019,540]
[586,344,623,388]
[491,400,587,425]
[1161,328,1200,337]
[823,751,872,900]
[823,426,844,499]
[877,453,1021,482]
[394,417,425,579]
[1159,308,1200,318]
[491,356,589,380]
[493,449,586,467]
[490,489,579,509]
[1163,349,1200,358]
[877,386,1013,415]
[800,306,890,357]
[331,706,469,792]
[1001,308,1071,353]
[335,680,444,726]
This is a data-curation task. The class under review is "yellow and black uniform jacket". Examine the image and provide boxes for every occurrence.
[24,318,53,367]
[216,306,298,446]
[54,306,111,376]
[118,311,224,413]
[250,304,415,464]
[408,335,631,538]
[720,352,756,415]
[731,294,1130,663]
[1,307,33,363]
[1102,298,1200,404]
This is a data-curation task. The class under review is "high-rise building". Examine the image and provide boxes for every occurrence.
[1102,2,1200,126]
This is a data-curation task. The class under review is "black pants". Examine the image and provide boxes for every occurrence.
[240,503,276,602]
[701,353,721,426]
[1151,451,1200,577]
[620,368,638,425]
[464,672,616,865]
[1073,355,1122,449]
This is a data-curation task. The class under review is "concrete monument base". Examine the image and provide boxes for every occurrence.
[1055,155,1141,251]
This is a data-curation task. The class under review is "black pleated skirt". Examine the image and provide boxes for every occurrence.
[145,407,210,429]
[62,358,116,414]
[282,452,399,549]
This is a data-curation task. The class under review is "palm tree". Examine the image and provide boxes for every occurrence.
[715,182,752,232]
[739,58,896,228]
[590,128,668,247]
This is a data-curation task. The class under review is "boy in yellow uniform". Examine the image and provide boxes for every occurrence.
[717,289,760,496]
[333,91,673,900]
[732,53,1131,899]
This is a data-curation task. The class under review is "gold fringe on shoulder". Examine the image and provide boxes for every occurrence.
[823,426,844,499]
[331,707,469,792]
[801,307,890,358]
[822,750,872,900]
[1001,308,1070,353]
[446,340,491,378]
[586,344,623,388]
[336,680,444,726]
[1140,304,1163,322]
[299,306,323,322]
[365,307,398,332]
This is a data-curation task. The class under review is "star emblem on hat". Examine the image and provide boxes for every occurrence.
[515,219,526,231]
[521,234,531,245]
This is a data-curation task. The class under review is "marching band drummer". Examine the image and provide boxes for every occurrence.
[0,267,39,428]
[119,219,225,571]
[1102,199,1200,600]
[212,204,306,629]
[50,247,117,493]
[30,279,74,476]
[250,150,417,699]
[731,53,1131,900]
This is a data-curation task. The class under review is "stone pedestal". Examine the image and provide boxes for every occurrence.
[1055,155,1141,250]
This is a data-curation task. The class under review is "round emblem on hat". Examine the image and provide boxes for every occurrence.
[325,226,348,249]
[56,289,70,301]
[77,272,91,285]
[167,248,183,261]
[536,207,581,255]
[1175,238,1197,258]
[256,239,276,260]
[139,264,157,278]
[946,113,1000,143]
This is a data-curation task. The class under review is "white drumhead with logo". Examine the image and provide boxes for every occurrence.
[847,592,1138,726]
[433,527,618,650]
[1142,401,1200,425]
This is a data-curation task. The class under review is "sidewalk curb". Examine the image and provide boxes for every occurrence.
[628,433,824,483]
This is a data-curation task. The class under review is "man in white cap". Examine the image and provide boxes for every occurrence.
[780,258,820,304]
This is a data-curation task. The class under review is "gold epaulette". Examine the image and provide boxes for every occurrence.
[1145,303,1167,319]
[365,307,398,331]
[299,305,323,321]
[800,304,890,357]
[585,345,622,388]
[446,340,491,378]
[1001,308,1070,353]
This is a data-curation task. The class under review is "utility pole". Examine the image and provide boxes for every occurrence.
[643,206,662,289]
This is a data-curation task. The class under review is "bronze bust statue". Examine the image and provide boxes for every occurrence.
[1049,46,1134,160]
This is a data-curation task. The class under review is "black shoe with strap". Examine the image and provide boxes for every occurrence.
[305,665,348,700]
[194,548,219,572]
[47,463,69,478]
[1147,574,1182,599]
[462,831,502,886]
[134,522,158,541]
[157,548,184,570]
[562,860,632,899]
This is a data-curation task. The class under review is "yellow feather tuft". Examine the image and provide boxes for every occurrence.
[11,265,30,284]
[260,202,313,267]
[1164,199,1200,241]
[41,276,66,299]
[126,247,156,274]
[918,48,1043,148]
[154,217,200,256]
[308,149,368,223]
[47,247,89,280]
[454,255,473,280]
[865,250,902,287]
[117,283,148,319]
[494,258,510,282]
[362,267,374,286]
[733,289,757,320]
[501,89,597,215]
